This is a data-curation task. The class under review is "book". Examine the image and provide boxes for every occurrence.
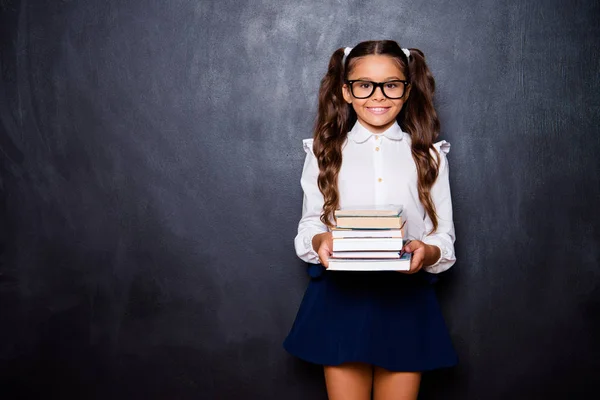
[335,216,403,230]
[331,228,404,239]
[328,252,412,271]
[332,237,404,252]
[334,205,404,229]
[335,204,403,217]
[331,251,402,259]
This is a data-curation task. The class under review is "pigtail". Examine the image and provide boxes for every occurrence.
[399,48,441,233]
[313,48,352,228]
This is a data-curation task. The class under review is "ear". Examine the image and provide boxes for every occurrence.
[342,83,353,104]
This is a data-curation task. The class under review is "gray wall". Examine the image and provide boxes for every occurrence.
[1,0,599,398]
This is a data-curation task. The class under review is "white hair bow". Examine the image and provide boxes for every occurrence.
[342,47,353,63]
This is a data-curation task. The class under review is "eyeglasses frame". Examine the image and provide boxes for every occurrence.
[345,79,410,99]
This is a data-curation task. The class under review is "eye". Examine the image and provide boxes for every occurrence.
[385,82,399,89]
[358,81,372,89]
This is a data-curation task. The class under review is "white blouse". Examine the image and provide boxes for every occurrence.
[294,120,456,274]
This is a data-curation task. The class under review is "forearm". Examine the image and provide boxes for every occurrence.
[312,232,329,253]
[423,244,441,268]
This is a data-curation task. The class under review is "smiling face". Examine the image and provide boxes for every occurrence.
[342,55,410,133]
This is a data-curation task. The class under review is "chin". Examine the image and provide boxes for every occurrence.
[360,117,396,130]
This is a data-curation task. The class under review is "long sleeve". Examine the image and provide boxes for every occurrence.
[294,139,328,263]
[422,140,457,274]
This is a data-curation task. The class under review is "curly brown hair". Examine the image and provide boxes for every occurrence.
[313,40,442,233]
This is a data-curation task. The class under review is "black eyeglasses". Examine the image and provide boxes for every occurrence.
[346,80,409,99]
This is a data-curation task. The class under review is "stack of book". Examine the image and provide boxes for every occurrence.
[328,205,411,271]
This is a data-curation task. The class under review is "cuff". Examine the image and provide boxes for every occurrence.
[302,234,320,264]
[426,244,444,269]
[421,237,454,273]
[301,233,326,278]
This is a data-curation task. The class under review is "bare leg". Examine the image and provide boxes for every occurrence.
[324,362,373,400]
[373,366,421,400]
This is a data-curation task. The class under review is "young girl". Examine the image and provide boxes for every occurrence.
[283,40,457,399]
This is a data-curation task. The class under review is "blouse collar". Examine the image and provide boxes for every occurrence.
[348,120,405,143]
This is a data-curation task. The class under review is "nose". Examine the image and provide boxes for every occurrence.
[371,85,386,100]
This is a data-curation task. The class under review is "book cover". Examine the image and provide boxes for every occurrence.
[331,228,404,239]
[335,216,403,230]
[331,251,402,259]
[332,237,404,252]
[335,204,403,217]
[328,252,412,271]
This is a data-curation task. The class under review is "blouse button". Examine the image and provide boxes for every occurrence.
[375,147,380,151]
[378,178,383,183]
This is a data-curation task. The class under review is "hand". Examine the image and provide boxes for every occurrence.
[312,232,333,268]
[398,240,441,274]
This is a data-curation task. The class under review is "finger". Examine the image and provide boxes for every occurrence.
[412,251,424,267]
[318,250,329,268]
[408,252,424,274]
[403,241,416,254]
[404,240,423,253]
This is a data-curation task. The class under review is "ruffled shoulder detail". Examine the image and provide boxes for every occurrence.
[433,140,451,155]
[302,138,315,155]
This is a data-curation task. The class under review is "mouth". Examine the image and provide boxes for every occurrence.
[366,106,391,115]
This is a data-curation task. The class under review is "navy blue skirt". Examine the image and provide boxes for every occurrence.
[283,265,457,372]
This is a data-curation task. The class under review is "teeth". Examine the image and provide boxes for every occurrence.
[368,108,388,112]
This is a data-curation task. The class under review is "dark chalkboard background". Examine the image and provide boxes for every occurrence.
[1,0,599,399]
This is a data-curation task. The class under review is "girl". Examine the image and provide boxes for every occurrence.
[284,40,457,399]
